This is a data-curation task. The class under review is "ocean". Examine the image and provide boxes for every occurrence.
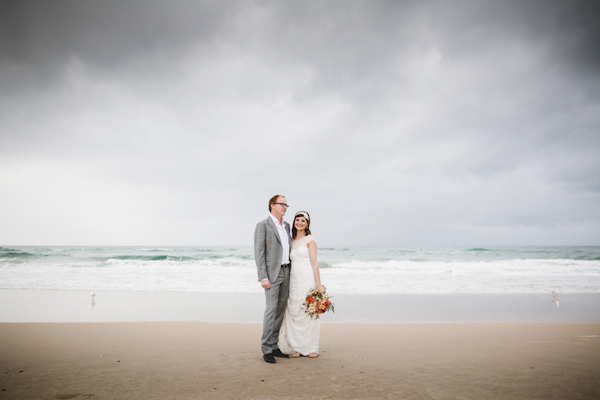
[1,245,599,295]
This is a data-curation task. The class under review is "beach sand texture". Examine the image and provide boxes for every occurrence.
[1,322,599,400]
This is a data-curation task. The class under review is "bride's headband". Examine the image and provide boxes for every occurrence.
[294,211,310,222]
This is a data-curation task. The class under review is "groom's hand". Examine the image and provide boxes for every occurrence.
[261,279,271,289]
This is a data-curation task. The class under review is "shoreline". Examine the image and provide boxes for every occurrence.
[1,322,599,399]
[1,289,599,323]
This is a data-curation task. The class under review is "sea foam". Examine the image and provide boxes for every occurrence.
[1,246,599,294]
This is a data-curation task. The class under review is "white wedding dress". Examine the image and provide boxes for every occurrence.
[278,235,320,355]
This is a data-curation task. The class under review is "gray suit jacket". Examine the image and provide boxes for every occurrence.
[254,216,291,282]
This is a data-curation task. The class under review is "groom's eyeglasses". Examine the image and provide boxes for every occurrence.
[275,203,289,208]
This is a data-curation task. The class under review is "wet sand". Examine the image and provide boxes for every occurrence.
[1,290,599,323]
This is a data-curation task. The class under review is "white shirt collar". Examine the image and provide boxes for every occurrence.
[270,214,284,227]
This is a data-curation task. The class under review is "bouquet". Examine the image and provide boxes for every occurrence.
[303,287,334,319]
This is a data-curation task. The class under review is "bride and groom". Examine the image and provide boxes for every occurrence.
[254,194,324,363]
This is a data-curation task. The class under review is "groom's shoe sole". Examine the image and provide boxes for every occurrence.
[263,353,276,363]
[272,349,290,358]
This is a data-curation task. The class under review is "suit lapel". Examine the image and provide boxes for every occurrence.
[266,217,282,245]
[284,221,292,246]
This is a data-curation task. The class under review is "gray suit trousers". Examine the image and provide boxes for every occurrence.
[261,265,290,354]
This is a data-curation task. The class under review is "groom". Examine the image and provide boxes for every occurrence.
[254,194,292,363]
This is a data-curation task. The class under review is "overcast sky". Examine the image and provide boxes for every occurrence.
[1,0,599,246]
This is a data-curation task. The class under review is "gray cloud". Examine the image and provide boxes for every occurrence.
[1,0,599,246]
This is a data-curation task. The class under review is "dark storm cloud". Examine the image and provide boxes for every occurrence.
[0,0,227,92]
[251,1,600,98]
[3,1,596,93]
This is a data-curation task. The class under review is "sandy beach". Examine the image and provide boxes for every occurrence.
[1,322,599,399]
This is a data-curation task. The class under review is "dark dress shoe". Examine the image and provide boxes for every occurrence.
[272,349,290,358]
[263,353,276,363]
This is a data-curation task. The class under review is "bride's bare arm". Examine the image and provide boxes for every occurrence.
[307,241,324,292]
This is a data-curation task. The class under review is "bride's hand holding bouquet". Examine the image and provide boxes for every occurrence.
[304,286,334,319]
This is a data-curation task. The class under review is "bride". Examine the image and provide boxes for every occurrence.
[278,211,324,358]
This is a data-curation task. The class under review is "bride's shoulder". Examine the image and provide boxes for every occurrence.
[305,235,317,245]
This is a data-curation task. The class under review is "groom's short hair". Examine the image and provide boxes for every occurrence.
[268,194,284,212]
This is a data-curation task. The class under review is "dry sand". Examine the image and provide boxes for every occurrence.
[1,322,599,399]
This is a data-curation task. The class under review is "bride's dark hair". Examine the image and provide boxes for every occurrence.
[292,212,311,239]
